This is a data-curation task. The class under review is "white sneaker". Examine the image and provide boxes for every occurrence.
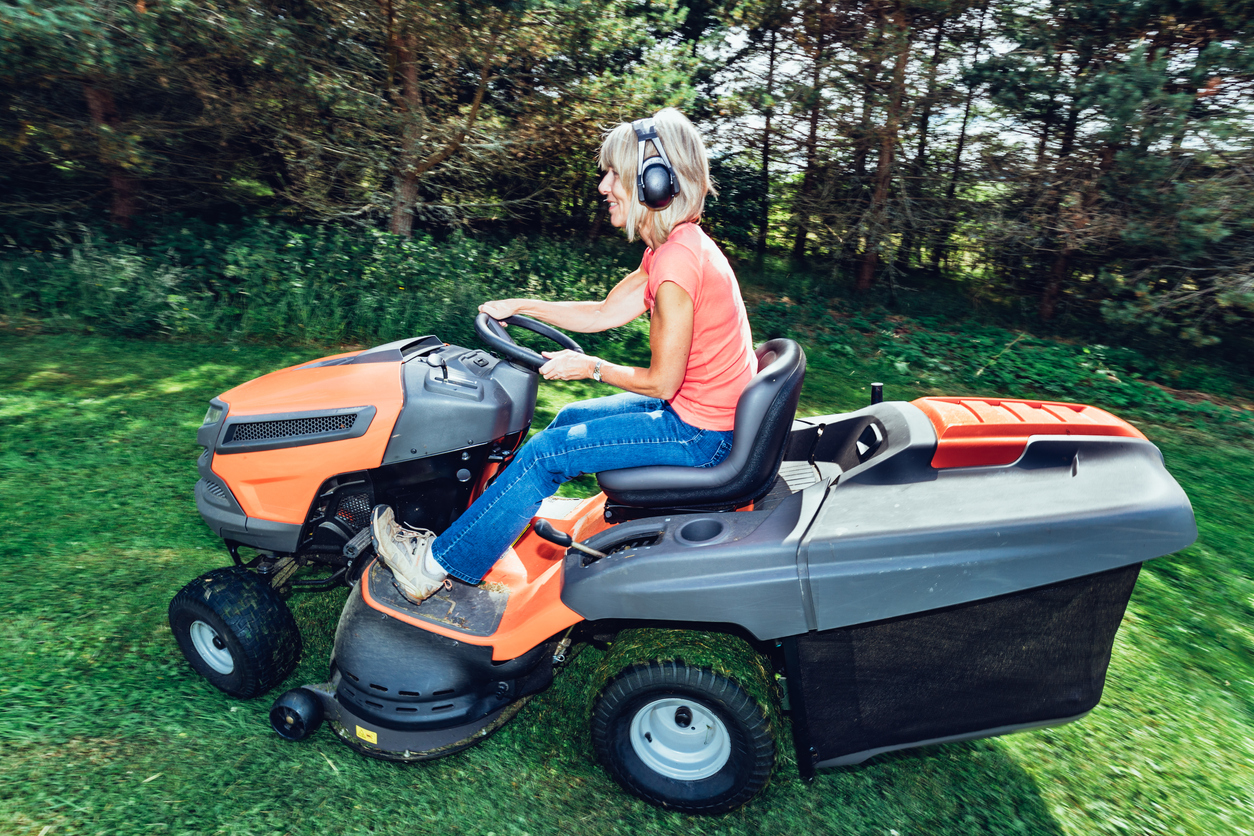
[370,505,448,603]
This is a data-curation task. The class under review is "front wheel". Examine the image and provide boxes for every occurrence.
[169,567,302,699]
[591,661,776,815]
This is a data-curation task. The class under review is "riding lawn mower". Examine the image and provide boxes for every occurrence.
[170,314,1196,814]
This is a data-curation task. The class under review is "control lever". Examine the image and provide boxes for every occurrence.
[427,353,448,380]
[532,519,607,565]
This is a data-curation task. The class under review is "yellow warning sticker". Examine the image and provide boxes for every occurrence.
[355,725,378,744]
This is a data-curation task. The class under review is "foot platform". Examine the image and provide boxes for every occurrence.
[366,559,508,638]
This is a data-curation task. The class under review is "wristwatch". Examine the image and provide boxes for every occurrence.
[592,358,603,382]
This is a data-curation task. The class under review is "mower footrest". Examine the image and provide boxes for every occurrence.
[365,559,508,637]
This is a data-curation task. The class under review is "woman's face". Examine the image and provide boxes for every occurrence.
[598,168,631,229]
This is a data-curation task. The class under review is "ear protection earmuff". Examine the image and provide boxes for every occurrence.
[631,117,680,210]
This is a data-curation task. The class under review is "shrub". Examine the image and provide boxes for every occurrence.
[2,220,641,353]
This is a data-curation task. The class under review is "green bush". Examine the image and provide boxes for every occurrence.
[1,236,203,337]
[1,220,641,352]
[5,218,1249,440]
[864,319,1254,439]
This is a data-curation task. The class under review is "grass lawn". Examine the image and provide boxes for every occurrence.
[1,328,1251,836]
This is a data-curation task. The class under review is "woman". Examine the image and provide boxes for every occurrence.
[372,108,756,603]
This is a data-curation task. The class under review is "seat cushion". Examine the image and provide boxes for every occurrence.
[596,339,806,508]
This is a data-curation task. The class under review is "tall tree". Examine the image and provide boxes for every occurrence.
[0,0,320,223]
[856,0,911,291]
[894,12,951,271]
[928,0,990,272]
[277,0,691,234]
[788,0,839,264]
[979,0,1254,328]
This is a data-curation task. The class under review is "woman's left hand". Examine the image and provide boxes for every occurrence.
[539,350,596,381]
[479,299,523,324]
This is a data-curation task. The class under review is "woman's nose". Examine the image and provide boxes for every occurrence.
[598,172,613,195]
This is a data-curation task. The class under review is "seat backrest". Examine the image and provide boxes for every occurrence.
[596,338,807,509]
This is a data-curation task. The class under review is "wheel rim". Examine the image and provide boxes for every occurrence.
[628,697,731,781]
[189,620,235,675]
[274,706,305,738]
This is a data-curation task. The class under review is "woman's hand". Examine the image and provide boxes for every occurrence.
[479,299,524,323]
[539,350,595,381]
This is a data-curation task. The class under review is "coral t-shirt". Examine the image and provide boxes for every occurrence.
[640,223,755,431]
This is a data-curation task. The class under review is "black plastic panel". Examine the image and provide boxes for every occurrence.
[216,406,376,454]
[333,582,552,731]
[785,564,1140,771]
[383,346,537,464]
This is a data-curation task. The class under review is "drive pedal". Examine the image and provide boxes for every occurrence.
[343,525,373,560]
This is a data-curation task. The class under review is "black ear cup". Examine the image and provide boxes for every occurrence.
[640,156,677,210]
[632,118,680,210]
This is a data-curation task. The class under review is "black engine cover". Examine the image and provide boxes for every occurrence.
[330,583,553,731]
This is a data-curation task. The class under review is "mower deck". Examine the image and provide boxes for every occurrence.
[305,673,533,762]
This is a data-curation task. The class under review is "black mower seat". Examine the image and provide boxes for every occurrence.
[596,338,806,510]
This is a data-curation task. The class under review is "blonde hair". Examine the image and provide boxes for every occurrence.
[598,108,717,246]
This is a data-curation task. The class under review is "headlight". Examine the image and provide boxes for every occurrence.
[202,404,225,426]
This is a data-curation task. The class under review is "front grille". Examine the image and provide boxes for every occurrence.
[335,493,372,530]
[229,413,357,443]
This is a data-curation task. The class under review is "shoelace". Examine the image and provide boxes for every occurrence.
[392,526,434,548]
[390,525,452,590]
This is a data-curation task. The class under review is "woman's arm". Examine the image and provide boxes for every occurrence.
[537,280,693,401]
[480,268,650,334]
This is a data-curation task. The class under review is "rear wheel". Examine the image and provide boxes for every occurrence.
[591,661,776,815]
[169,567,302,699]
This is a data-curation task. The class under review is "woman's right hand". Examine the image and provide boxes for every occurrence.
[479,299,525,325]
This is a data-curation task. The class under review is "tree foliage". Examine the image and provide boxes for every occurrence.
[1,0,1252,346]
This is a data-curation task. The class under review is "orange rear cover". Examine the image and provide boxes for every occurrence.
[913,396,1145,469]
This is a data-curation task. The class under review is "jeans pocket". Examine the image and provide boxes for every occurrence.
[701,435,734,467]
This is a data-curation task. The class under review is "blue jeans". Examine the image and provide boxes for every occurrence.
[430,393,734,583]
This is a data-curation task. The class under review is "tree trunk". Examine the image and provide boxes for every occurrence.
[845,15,885,264]
[1040,55,1089,320]
[756,27,778,268]
[390,170,419,237]
[1040,250,1068,320]
[388,26,497,237]
[389,32,423,237]
[790,3,828,265]
[895,18,947,271]
[930,1,989,272]
[83,83,137,227]
[857,5,910,292]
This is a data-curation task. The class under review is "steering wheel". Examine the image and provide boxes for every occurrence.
[474,313,584,371]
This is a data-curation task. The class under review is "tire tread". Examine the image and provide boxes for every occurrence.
[169,567,302,699]
[591,659,775,815]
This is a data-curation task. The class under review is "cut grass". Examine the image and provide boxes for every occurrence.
[1,331,1252,836]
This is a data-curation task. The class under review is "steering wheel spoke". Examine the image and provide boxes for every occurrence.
[475,313,584,372]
